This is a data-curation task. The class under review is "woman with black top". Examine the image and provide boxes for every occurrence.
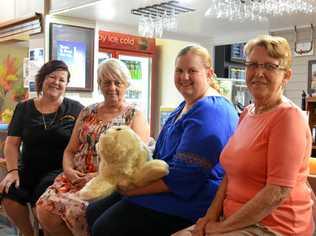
[0,60,83,236]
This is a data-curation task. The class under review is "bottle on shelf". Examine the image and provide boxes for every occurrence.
[302,90,306,110]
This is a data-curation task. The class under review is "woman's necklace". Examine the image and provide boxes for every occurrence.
[42,110,58,130]
[36,97,62,130]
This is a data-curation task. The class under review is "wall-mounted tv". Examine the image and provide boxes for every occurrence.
[49,23,95,92]
[230,43,245,62]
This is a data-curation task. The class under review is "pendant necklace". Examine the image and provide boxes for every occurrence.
[42,110,58,130]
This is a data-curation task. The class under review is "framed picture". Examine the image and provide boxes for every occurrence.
[49,23,95,92]
[308,60,316,95]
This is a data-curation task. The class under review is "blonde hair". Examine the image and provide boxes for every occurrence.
[244,35,292,69]
[176,45,220,92]
[97,58,131,89]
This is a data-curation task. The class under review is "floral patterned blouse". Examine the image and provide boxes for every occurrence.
[37,103,137,236]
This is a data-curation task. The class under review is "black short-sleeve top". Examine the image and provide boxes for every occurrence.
[8,97,83,181]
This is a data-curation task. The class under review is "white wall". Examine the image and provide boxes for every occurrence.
[50,0,98,13]
[155,38,195,108]
[96,21,138,37]
[0,0,44,22]
[0,1,15,22]
[272,28,316,106]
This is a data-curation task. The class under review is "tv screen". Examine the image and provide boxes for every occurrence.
[230,43,245,62]
[50,23,94,91]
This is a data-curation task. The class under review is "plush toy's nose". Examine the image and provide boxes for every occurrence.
[115,127,122,131]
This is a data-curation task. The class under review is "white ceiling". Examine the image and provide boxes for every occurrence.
[55,0,316,44]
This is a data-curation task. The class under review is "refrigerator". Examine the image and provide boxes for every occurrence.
[98,31,157,135]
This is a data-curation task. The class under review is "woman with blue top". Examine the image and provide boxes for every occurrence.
[86,45,238,236]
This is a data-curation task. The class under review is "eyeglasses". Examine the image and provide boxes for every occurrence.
[244,61,286,72]
[101,80,124,88]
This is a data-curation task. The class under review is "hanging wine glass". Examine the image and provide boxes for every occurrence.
[154,17,163,38]
[138,14,146,36]
[147,14,155,38]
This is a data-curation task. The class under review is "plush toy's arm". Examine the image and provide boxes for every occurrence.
[78,175,116,201]
[133,160,169,187]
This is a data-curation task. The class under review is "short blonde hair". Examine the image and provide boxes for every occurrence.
[176,45,220,92]
[244,35,292,69]
[97,58,131,89]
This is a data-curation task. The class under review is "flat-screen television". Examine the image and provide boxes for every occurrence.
[49,23,94,92]
[230,43,245,62]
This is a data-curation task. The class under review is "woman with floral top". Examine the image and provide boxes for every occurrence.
[36,58,149,236]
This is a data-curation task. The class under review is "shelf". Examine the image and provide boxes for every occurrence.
[307,97,316,102]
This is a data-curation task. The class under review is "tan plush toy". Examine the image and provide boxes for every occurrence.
[78,125,169,201]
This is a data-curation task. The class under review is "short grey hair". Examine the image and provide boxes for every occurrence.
[244,35,292,69]
[97,58,131,88]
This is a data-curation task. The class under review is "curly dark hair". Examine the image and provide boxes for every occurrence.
[35,60,70,95]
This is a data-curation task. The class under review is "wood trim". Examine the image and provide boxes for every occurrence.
[0,13,42,30]
[306,96,316,102]
[0,13,42,41]
[308,60,316,95]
